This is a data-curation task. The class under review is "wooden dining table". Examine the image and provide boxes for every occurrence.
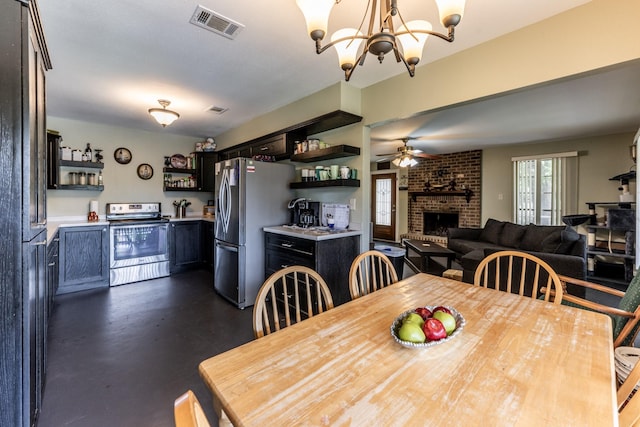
[199,273,618,426]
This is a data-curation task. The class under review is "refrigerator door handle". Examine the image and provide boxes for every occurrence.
[219,168,232,234]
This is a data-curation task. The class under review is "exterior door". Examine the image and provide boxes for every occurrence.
[372,173,397,241]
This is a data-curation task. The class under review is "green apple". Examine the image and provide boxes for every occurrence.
[397,322,426,343]
[403,312,425,327]
[432,311,456,335]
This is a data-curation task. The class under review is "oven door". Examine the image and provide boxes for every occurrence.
[110,222,169,268]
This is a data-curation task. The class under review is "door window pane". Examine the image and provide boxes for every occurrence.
[375,178,392,226]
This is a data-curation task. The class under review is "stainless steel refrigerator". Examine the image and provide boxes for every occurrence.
[214,158,294,308]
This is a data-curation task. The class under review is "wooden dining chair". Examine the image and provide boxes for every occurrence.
[253,266,334,339]
[618,357,640,426]
[174,390,211,427]
[349,250,399,300]
[557,273,640,348]
[473,250,563,304]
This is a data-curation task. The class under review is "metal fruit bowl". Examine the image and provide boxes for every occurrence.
[390,306,465,349]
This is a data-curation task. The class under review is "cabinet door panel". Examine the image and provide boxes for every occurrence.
[58,226,109,292]
[170,221,202,272]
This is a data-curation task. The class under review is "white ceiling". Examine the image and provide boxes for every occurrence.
[38,0,639,159]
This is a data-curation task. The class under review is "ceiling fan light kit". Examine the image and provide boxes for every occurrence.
[377,136,440,167]
[148,99,180,127]
[296,0,465,81]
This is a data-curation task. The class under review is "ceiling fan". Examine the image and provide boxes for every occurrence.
[375,137,440,167]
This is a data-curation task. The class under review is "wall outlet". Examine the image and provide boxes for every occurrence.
[350,198,356,210]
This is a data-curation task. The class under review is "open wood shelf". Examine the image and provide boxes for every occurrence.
[290,145,360,163]
[290,179,360,189]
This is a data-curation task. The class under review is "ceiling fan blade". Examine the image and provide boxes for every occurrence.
[376,152,402,157]
[413,152,441,159]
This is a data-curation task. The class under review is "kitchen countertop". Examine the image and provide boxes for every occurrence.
[263,225,361,241]
[46,215,215,244]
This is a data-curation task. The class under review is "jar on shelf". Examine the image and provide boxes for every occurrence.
[88,173,96,185]
[68,172,77,185]
[78,171,87,185]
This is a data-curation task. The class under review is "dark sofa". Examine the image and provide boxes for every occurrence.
[447,219,587,297]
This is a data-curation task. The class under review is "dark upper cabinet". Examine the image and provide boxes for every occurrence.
[195,152,218,192]
[218,110,362,161]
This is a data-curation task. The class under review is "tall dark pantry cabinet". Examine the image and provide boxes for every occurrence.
[1,1,51,426]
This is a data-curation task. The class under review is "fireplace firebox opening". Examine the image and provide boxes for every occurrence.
[423,212,459,236]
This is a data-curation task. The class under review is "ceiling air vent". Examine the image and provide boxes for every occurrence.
[189,5,244,40]
[208,106,228,115]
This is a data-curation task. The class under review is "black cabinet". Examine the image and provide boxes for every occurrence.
[57,226,110,294]
[202,221,215,271]
[170,221,203,273]
[264,232,360,306]
[46,233,59,320]
[195,152,218,192]
[1,1,51,425]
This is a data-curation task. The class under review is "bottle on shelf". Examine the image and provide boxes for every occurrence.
[98,170,103,185]
[85,143,93,162]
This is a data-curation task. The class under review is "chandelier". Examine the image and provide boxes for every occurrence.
[296,0,465,81]
[148,99,180,127]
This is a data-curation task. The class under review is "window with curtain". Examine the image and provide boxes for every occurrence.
[512,151,578,225]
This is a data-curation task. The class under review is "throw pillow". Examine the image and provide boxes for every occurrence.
[555,227,581,254]
[479,219,505,244]
[519,224,565,252]
[498,223,527,248]
[541,229,563,253]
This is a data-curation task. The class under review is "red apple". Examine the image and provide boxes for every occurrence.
[415,307,432,320]
[422,318,447,341]
[432,306,452,315]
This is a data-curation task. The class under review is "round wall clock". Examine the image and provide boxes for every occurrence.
[137,163,153,180]
[114,147,132,164]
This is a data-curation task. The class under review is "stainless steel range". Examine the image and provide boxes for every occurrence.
[106,202,169,286]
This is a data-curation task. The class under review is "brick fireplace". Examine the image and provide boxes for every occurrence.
[406,150,481,234]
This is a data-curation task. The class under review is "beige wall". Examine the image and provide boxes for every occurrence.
[211,0,640,245]
[47,117,210,219]
[47,0,640,244]
[482,132,636,223]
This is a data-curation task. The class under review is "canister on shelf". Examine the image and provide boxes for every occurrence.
[68,172,77,185]
[78,171,87,185]
[88,173,97,185]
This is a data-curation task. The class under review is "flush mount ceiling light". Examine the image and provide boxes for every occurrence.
[148,99,180,127]
[296,0,465,81]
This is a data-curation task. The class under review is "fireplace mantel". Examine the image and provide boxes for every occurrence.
[410,189,473,203]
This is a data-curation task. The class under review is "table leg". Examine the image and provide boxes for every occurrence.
[213,397,233,427]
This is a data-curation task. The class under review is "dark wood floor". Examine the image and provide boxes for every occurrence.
[38,262,629,427]
[39,269,254,427]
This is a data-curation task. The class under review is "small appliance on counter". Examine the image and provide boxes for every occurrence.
[203,200,215,218]
[288,198,321,228]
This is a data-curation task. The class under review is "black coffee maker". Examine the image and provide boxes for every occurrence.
[288,198,320,228]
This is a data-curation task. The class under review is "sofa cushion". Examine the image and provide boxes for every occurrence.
[519,224,565,252]
[479,219,505,245]
[498,222,527,248]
